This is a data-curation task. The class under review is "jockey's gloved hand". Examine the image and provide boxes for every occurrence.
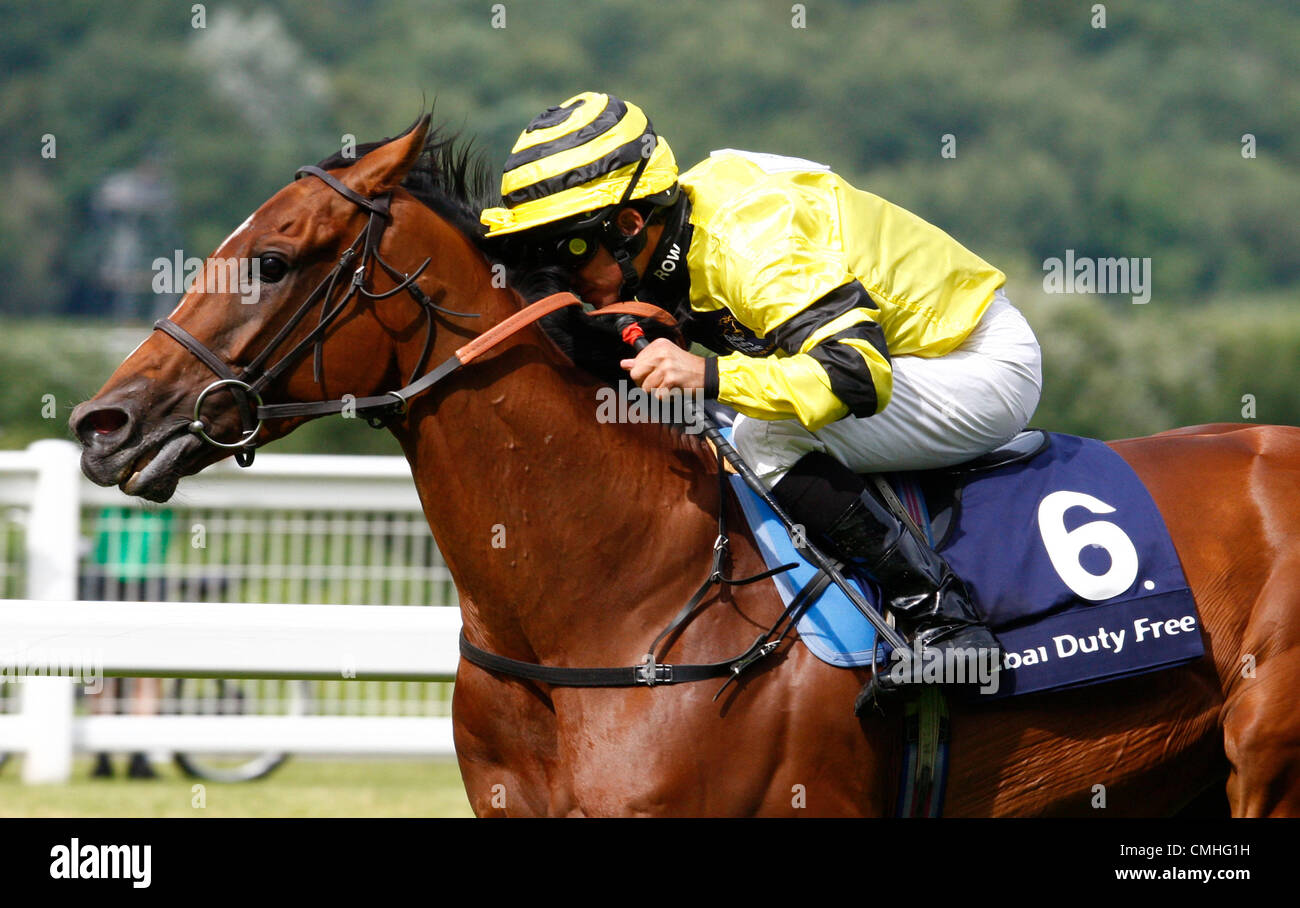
[541,306,681,388]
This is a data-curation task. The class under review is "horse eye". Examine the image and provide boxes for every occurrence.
[256,253,289,283]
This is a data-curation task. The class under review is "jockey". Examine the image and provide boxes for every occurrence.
[482,92,1043,693]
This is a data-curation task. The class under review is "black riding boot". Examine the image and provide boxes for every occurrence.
[772,452,1000,699]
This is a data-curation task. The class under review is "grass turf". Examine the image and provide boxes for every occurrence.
[0,756,474,818]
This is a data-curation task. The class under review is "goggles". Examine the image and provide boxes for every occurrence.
[546,229,604,271]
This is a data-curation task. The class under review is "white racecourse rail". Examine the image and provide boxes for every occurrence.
[0,439,464,783]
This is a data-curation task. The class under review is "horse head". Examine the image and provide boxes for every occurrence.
[70,116,490,501]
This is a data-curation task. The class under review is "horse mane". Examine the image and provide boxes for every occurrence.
[314,117,657,388]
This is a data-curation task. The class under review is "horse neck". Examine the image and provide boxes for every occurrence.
[390,276,720,661]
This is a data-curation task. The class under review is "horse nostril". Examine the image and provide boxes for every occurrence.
[75,406,131,445]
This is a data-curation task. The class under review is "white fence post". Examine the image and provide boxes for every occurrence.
[19,439,81,783]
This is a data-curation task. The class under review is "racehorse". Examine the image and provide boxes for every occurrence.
[70,117,1300,816]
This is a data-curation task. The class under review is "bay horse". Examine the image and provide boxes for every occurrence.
[70,117,1300,816]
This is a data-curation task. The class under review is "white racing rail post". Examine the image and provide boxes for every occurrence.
[16,440,81,784]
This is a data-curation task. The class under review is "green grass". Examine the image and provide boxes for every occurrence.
[0,757,474,818]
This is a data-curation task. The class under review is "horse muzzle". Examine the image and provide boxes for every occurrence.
[70,396,202,502]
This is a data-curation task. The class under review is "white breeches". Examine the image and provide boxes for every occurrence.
[732,290,1043,480]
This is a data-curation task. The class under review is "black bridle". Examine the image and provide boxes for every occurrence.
[153,164,478,466]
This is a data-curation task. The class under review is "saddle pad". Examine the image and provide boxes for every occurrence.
[727,471,883,668]
[726,430,1205,698]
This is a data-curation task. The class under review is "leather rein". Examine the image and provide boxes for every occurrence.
[157,165,801,693]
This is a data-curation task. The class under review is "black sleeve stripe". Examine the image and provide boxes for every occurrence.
[808,320,891,418]
[768,280,880,355]
[703,356,720,400]
[835,316,891,363]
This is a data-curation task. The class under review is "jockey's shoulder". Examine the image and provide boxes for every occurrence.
[684,148,841,211]
[682,151,849,257]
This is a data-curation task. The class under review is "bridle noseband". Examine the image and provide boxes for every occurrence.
[154,164,478,467]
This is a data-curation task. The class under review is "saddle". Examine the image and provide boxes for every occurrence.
[902,428,1050,547]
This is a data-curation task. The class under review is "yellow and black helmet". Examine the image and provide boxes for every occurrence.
[480,92,678,239]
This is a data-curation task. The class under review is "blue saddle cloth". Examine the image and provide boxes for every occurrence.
[727,430,1205,698]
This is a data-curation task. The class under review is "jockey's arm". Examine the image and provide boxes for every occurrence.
[623,185,896,431]
[705,280,893,432]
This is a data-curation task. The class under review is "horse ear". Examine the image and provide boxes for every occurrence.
[343,115,431,197]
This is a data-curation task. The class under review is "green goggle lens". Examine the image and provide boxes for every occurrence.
[547,231,600,270]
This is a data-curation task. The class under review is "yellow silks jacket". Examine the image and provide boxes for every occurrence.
[680,150,1005,432]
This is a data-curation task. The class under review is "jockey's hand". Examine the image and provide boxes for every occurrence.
[620,338,706,397]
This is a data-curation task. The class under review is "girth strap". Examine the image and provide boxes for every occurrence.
[458,564,831,692]
[459,631,741,687]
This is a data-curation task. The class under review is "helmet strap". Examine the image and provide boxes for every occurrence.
[633,194,693,312]
[607,239,645,297]
[597,150,654,298]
